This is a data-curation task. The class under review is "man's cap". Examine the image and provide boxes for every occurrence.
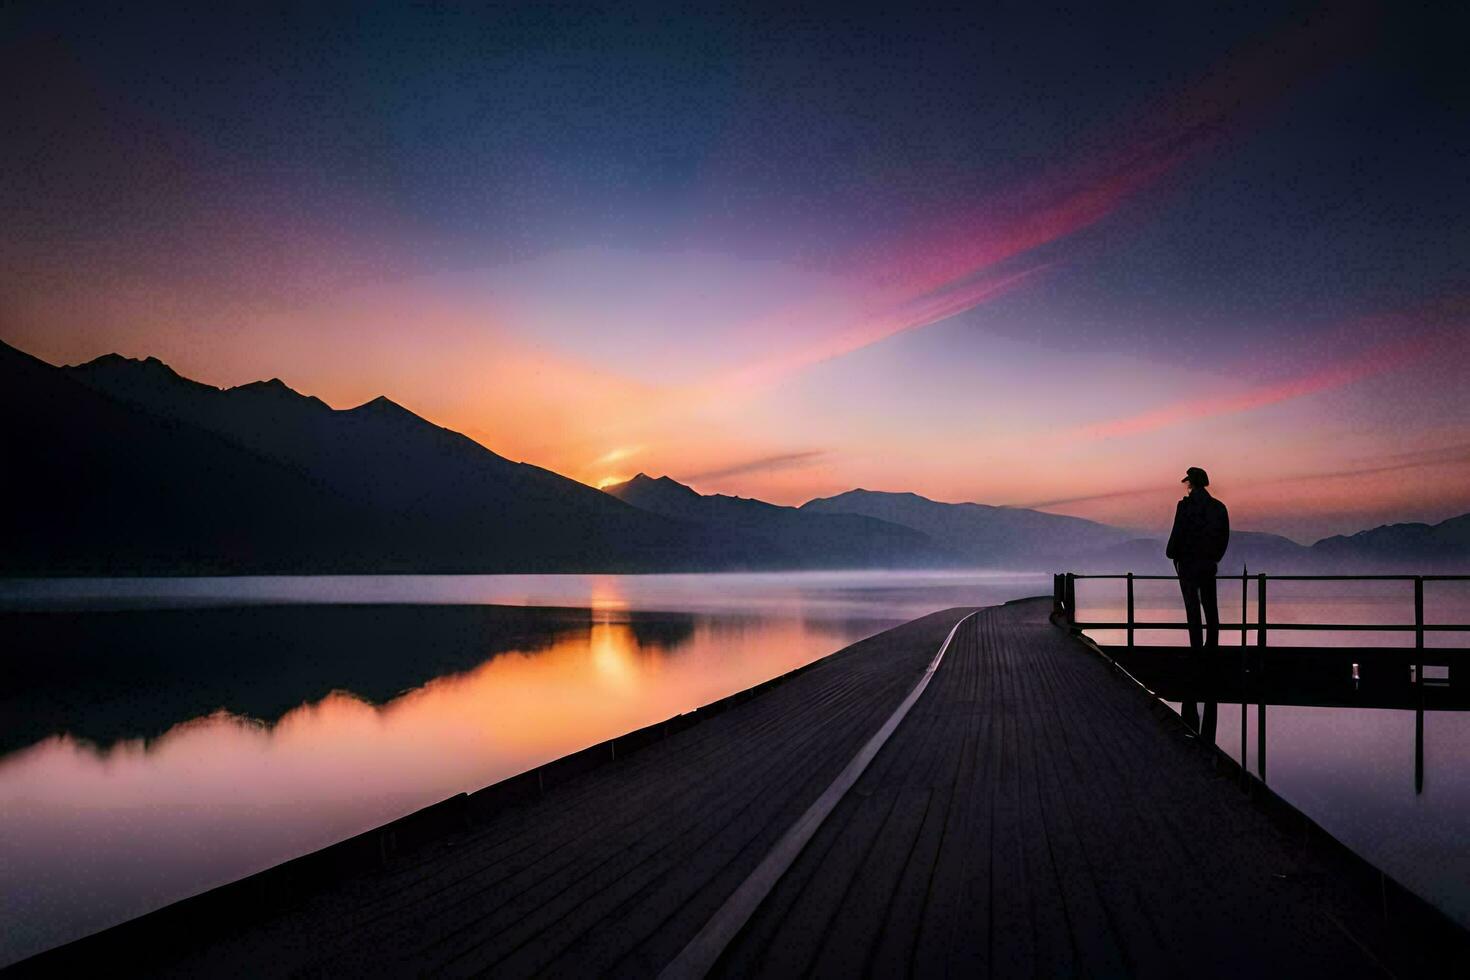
[1181,466,1209,487]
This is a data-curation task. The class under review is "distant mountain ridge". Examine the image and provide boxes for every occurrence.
[799,489,1134,565]
[1071,518,1470,572]
[2,338,1466,574]
[801,488,1470,571]
[1074,529,1312,573]
[603,474,952,568]
[1310,514,1470,569]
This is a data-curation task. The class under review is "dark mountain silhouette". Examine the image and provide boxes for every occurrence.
[800,489,1134,565]
[3,338,1466,574]
[1310,514,1470,569]
[3,341,373,575]
[0,340,752,574]
[62,352,677,527]
[603,474,953,567]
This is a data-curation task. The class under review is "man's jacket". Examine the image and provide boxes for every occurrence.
[1165,488,1230,568]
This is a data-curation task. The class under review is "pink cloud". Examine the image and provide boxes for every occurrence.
[1073,332,1436,442]
[705,4,1374,397]
[709,263,1046,396]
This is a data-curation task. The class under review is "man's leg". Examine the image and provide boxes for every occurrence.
[1201,573,1220,649]
[1178,573,1204,649]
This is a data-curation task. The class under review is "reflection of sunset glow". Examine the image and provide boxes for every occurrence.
[589,622,638,691]
[0,610,866,962]
[586,576,629,612]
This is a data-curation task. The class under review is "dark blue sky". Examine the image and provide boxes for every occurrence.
[9,2,1463,286]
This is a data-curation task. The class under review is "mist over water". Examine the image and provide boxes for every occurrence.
[0,569,1047,617]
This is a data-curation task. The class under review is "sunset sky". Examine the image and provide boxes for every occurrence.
[3,2,1467,541]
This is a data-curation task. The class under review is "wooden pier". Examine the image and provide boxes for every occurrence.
[13,597,1469,977]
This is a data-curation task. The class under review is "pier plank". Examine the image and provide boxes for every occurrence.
[711,601,1420,978]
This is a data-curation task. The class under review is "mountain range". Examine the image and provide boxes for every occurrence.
[800,489,1133,565]
[1,340,731,574]
[2,338,1465,575]
[602,474,948,567]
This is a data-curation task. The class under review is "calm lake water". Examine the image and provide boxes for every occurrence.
[0,571,1465,965]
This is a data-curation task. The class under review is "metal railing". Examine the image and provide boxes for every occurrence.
[1054,571,1470,793]
[1054,572,1470,649]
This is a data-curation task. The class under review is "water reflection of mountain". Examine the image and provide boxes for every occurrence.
[0,604,699,755]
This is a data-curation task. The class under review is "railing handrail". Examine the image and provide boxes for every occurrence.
[1049,570,1465,796]
[1068,573,1470,581]
[1070,621,1470,632]
[1051,570,1470,649]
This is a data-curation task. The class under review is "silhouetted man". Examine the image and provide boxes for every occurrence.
[1166,466,1229,650]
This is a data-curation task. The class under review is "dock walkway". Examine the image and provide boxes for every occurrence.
[20,599,1464,977]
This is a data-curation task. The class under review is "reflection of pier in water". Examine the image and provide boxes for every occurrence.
[1056,571,1470,794]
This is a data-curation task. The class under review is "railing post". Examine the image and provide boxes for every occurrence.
[1256,573,1267,782]
[1414,576,1425,662]
[1415,576,1425,794]
[1065,573,1077,626]
[1126,572,1135,649]
[1240,566,1248,778]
